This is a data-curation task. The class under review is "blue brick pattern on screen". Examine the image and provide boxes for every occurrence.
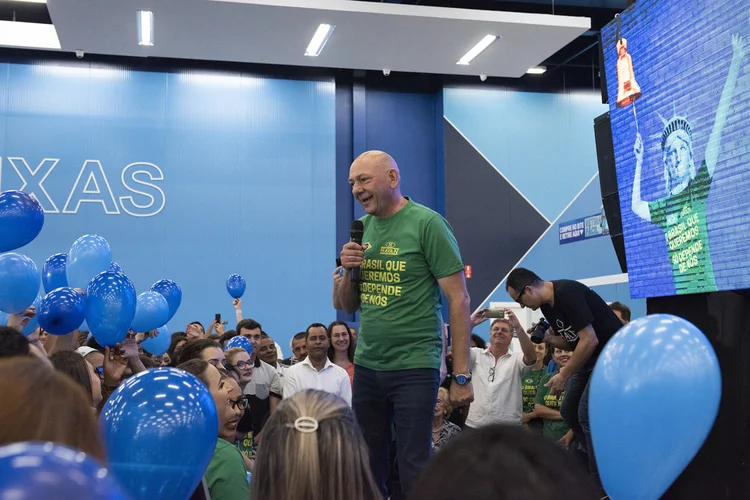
[602,0,750,298]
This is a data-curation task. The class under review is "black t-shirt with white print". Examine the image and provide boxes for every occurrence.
[539,279,622,369]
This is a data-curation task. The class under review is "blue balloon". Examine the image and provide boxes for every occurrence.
[131,291,169,333]
[141,325,170,356]
[21,292,43,336]
[0,310,7,326]
[0,190,44,253]
[224,335,253,355]
[0,442,126,500]
[109,261,123,274]
[86,271,136,347]
[42,253,68,294]
[100,368,218,500]
[67,234,112,290]
[226,273,246,299]
[79,318,90,332]
[0,253,40,314]
[150,279,182,322]
[590,314,721,500]
[37,287,87,336]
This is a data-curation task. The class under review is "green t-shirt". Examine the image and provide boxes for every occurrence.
[535,372,569,441]
[648,160,716,294]
[521,367,546,414]
[205,439,250,500]
[355,198,464,371]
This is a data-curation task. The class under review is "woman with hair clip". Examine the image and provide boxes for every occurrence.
[327,320,355,385]
[252,389,380,500]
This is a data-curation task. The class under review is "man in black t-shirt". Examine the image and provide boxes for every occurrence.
[506,268,622,482]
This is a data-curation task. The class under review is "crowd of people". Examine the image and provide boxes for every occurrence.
[0,150,633,499]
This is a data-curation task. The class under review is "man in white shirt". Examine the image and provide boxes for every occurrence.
[465,309,536,428]
[283,323,352,405]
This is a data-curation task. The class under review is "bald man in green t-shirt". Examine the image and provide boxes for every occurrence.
[335,150,473,498]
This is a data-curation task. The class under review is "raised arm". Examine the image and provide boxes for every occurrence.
[506,310,536,366]
[706,33,747,178]
[631,133,652,222]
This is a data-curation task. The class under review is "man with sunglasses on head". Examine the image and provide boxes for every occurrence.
[464,309,536,430]
[505,268,622,487]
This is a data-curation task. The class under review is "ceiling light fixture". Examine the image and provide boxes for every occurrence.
[137,10,154,46]
[305,24,335,57]
[0,20,60,49]
[6,0,47,3]
[457,35,497,65]
[527,66,547,74]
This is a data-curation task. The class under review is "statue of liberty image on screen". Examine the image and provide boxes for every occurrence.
[628,30,747,295]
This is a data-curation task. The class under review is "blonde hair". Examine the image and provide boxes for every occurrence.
[437,387,453,417]
[251,389,380,500]
[225,347,249,365]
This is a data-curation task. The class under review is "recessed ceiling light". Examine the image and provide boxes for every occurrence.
[137,10,154,47]
[305,24,335,57]
[0,20,60,49]
[527,66,547,74]
[457,35,498,65]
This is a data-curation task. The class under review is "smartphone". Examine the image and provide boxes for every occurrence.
[215,313,221,324]
[483,308,505,319]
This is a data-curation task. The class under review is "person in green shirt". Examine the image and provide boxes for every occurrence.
[534,347,574,446]
[179,359,249,500]
[335,150,473,499]
[521,342,548,433]
[630,31,747,295]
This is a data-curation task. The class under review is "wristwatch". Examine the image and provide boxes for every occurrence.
[453,373,472,385]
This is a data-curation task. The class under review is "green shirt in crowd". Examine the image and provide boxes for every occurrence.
[521,367,546,414]
[648,160,716,294]
[204,439,250,500]
[355,198,464,371]
[535,371,569,441]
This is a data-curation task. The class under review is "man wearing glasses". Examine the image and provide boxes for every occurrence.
[505,267,622,486]
[464,310,536,430]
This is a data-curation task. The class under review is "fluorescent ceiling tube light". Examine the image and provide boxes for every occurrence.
[137,10,154,46]
[0,20,60,49]
[527,66,547,74]
[7,0,47,3]
[457,35,497,65]
[305,23,335,57]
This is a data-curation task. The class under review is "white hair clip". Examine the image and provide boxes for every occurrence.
[287,416,319,433]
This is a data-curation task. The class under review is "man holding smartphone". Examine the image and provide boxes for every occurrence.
[505,267,622,485]
[465,308,537,428]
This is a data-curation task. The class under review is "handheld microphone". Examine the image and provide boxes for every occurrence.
[350,220,364,283]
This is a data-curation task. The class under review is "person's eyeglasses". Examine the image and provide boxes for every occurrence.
[515,285,529,306]
[489,367,495,383]
[230,396,249,411]
[234,360,251,369]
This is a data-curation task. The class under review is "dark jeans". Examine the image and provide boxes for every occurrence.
[353,365,440,500]
[559,365,598,479]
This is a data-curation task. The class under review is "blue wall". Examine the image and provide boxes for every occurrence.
[0,58,643,348]
[443,86,646,339]
[0,61,336,352]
